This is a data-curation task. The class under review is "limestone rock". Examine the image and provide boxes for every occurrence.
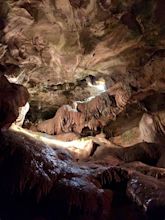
[0,75,29,129]
[0,0,164,112]
[127,172,165,219]
[139,111,165,144]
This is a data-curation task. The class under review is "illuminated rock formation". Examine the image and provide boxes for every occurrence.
[37,105,85,135]
[37,91,117,135]
[108,82,132,109]
[14,102,30,126]
[37,81,133,135]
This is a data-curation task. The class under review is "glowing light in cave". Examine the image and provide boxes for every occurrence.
[10,124,93,158]
[86,77,107,96]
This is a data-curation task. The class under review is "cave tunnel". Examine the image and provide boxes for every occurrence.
[0,0,165,219]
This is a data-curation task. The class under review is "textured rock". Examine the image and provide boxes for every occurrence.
[14,102,30,126]
[41,80,135,135]
[139,111,165,144]
[0,1,165,219]
[0,129,122,220]
[0,0,164,112]
[37,105,86,134]
[127,172,165,220]
[92,142,160,166]
[123,161,165,179]
[0,121,165,219]
[37,85,124,134]
[36,81,165,137]
[0,75,29,129]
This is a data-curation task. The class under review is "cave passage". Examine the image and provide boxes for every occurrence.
[0,0,165,219]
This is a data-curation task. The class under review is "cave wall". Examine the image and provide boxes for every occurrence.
[0,0,165,117]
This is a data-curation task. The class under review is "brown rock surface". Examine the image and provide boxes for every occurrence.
[2,127,164,220]
[0,75,29,129]
[0,129,122,220]
[0,0,164,114]
[0,119,165,219]
[127,172,165,219]
[139,111,165,144]
[37,82,132,135]
[53,132,80,141]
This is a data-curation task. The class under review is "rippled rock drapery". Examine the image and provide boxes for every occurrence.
[36,82,131,134]
[36,93,115,135]
[36,80,165,136]
[37,104,86,135]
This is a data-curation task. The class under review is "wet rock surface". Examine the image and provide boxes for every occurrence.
[0,128,164,220]
[127,173,165,220]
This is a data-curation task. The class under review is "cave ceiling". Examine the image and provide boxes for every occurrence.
[0,0,165,115]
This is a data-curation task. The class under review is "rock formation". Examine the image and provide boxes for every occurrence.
[0,128,165,220]
[127,172,165,220]
[139,111,165,144]
[0,1,165,219]
[14,102,30,126]
[0,129,113,220]
[0,0,164,113]
[37,104,86,135]
[0,75,29,129]
[92,142,161,166]
[37,82,132,135]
